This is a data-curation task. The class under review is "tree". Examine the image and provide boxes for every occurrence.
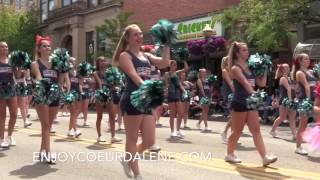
[0,6,41,57]
[95,12,134,58]
[215,0,320,53]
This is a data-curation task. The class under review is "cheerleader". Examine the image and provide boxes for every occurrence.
[179,71,193,129]
[31,35,69,163]
[164,61,188,138]
[67,57,81,137]
[293,53,316,155]
[270,64,296,139]
[25,70,33,119]
[16,68,32,128]
[79,66,93,127]
[93,56,122,143]
[0,41,18,148]
[196,68,212,131]
[113,24,170,179]
[220,56,234,143]
[226,41,277,166]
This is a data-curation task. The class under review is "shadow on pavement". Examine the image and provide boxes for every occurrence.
[236,144,256,151]
[232,164,291,180]
[308,156,320,163]
[9,162,58,179]
[86,143,113,150]
[165,138,192,144]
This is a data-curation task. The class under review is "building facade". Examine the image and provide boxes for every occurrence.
[39,0,122,63]
[0,0,36,11]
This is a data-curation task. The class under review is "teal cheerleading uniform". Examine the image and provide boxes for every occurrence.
[37,60,59,106]
[69,71,81,101]
[120,51,152,115]
[16,77,29,97]
[230,64,255,112]
[0,62,16,99]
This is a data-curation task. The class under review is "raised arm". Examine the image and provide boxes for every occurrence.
[145,46,170,69]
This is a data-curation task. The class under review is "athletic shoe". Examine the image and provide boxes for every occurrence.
[0,138,9,148]
[83,122,90,127]
[269,131,277,138]
[202,127,212,132]
[50,126,56,134]
[75,130,82,138]
[120,156,134,178]
[97,136,106,142]
[262,155,278,166]
[225,154,241,163]
[221,132,227,144]
[134,175,143,180]
[111,136,122,143]
[176,131,185,138]
[7,136,16,146]
[295,147,308,155]
[170,132,180,139]
[67,130,75,137]
[149,144,161,152]
[24,120,32,128]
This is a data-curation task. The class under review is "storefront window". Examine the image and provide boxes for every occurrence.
[48,0,55,11]
[98,0,110,5]
[40,0,47,22]
[88,0,97,8]
[62,0,71,6]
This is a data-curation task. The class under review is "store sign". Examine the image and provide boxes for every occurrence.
[174,16,222,42]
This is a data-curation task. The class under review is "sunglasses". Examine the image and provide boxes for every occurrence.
[40,45,51,48]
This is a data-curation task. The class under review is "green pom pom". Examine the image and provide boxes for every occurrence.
[248,53,272,77]
[200,96,210,105]
[95,86,111,103]
[33,78,61,105]
[297,98,313,116]
[312,64,320,79]
[8,50,31,69]
[64,90,80,104]
[173,47,189,61]
[206,74,218,87]
[16,83,29,96]
[281,97,298,110]
[181,90,192,102]
[246,90,267,110]
[228,94,234,102]
[187,70,198,82]
[51,48,71,73]
[78,61,94,77]
[150,19,177,45]
[0,82,16,99]
[130,80,164,113]
[104,67,123,86]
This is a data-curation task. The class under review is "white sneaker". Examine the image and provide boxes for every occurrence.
[196,123,200,129]
[295,147,308,155]
[149,144,161,152]
[225,154,242,163]
[0,138,9,148]
[170,132,180,139]
[75,130,82,138]
[7,136,16,146]
[111,136,122,143]
[176,131,185,138]
[97,136,106,142]
[50,127,56,134]
[53,118,59,123]
[24,120,32,128]
[83,122,90,127]
[202,127,212,132]
[67,130,75,137]
[221,132,227,144]
[262,155,278,166]
[134,174,143,180]
[120,156,134,178]
[269,131,277,138]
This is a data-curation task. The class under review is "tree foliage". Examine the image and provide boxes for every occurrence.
[0,6,41,57]
[95,12,134,58]
[215,0,320,52]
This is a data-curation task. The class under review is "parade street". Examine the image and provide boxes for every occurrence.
[0,109,319,180]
